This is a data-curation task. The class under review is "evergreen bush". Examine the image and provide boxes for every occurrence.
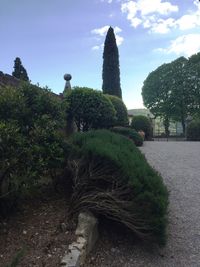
[0,84,69,216]
[187,120,200,141]
[106,95,129,126]
[65,87,116,131]
[110,126,143,146]
[67,130,168,245]
[131,115,152,140]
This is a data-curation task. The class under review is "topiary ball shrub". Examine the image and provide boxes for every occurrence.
[64,87,116,132]
[131,115,152,140]
[110,126,143,146]
[187,120,200,141]
[67,130,168,246]
[106,95,129,127]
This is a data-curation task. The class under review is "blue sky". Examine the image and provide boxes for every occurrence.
[1,0,200,109]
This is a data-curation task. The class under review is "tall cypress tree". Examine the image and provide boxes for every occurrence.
[102,26,122,98]
[12,57,29,82]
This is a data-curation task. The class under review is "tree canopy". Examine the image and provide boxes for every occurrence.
[102,27,122,98]
[12,57,29,82]
[142,53,200,134]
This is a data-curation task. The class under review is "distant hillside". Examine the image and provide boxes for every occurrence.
[128,109,153,117]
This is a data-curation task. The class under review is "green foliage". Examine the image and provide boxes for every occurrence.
[187,120,200,141]
[65,87,116,131]
[131,115,152,140]
[142,54,200,135]
[12,57,29,82]
[68,130,168,245]
[102,27,122,98]
[106,95,129,126]
[110,126,143,146]
[0,84,68,215]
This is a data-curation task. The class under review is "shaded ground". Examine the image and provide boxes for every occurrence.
[85,141,200,267]
[0,191,75,267]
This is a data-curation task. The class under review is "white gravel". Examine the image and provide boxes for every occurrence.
[85,141,200,267]
[137,141,200,267]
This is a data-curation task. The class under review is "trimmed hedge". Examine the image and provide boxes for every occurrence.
[187,120,200,141]
[68,130,168,245]
[64,87,116,131]
[110,126,143,146]
[106,95,129,126]
[131,115,152,140]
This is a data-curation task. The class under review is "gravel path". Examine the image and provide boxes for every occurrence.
[138,141,200,267]
[85,141,200,267]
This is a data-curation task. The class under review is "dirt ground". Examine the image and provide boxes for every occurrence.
[0,191,75,267]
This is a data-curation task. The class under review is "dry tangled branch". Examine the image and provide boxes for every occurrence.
[67,158,151,239]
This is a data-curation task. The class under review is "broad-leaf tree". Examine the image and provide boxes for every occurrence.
[142,54,200,135]
[142,62,175,136]
[102,27,122,98]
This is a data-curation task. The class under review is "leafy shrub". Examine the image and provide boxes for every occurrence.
[110,126,143,146]
[68,130,168,245]
[64,87,116,131]
[0,84,69,216]
[131,115,152,140]
[106,95,129,126]
[187,120,200,141]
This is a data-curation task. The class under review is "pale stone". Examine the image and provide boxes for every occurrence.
[75,212,99,265]
[61,247,80,267]
[60,212,99,267]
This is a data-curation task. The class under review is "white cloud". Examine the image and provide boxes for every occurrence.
[91,25,124,49]
[176,7,200,30]
[92,45,100,50]
[150,18,176,34]
[115,35,124,45]
[91,26,110,36]
[121,0,200,34]
[121,0,178,32]
[137,0,178,16]
[157,34,200,57]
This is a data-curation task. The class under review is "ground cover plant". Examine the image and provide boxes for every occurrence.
[110,126,143,146]
[67,130,168,246]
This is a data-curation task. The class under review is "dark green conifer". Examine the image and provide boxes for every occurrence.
[102,27,122,98]
[12,57,29,82]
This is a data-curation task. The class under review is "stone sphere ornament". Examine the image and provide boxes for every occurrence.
[64,73,72,81]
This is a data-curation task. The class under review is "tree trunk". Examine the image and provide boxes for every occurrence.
[163,117,170,137]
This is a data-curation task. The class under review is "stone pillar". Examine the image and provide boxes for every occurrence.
[63,73,72,97]
[63,73,74,136]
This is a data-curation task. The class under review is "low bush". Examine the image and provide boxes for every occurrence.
[0,84,69,216]
[187,120,200,141]
[67,130,168,245]
[131,115,152,140]
[110,126,143,146]
[106,95,129,127]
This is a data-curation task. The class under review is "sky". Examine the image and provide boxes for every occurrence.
[0,0,200,109]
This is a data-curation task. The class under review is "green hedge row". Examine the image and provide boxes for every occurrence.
[110,126,143,146]
[68,130,168,245]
